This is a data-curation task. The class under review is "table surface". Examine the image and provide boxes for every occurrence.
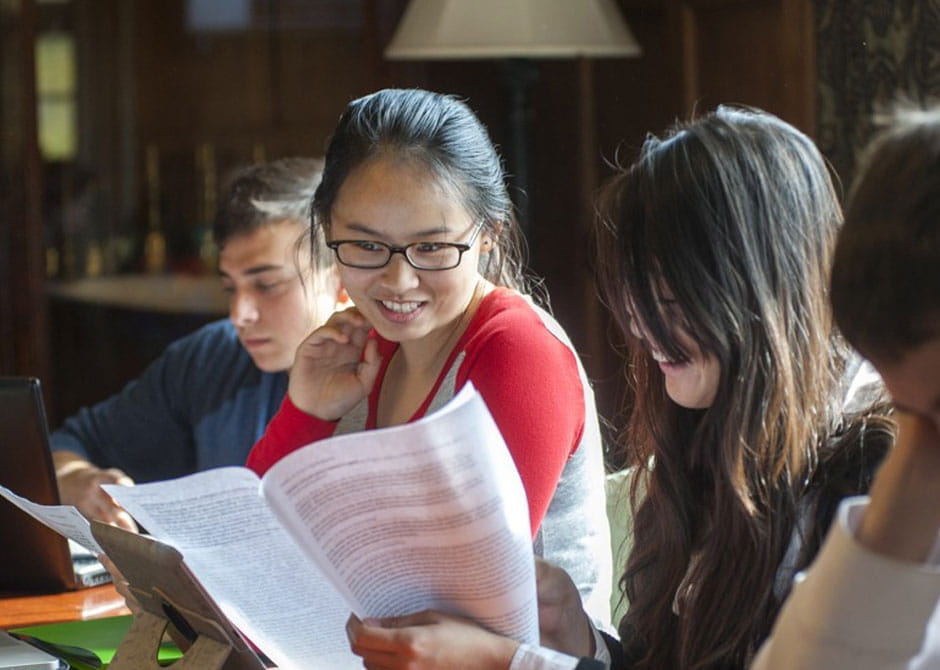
[0,583,130,629]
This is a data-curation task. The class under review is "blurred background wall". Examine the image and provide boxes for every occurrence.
[2,0,937,463]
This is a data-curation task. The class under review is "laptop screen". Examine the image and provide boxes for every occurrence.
[0,377,87,592]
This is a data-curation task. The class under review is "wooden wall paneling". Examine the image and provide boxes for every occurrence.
[72,0,137,274]
[125,0,374,274]
[43,0,386,420]
[587,3,684,433]
[595,3,683,159]
[0,0,48,382]
[134,0,372,151]
[781,0,816,136]
[135,1,195,142]
[670,0,817,133]
[0,3,21,374]
[674,0,701,114]
[27,0,822,440]
[362,0,414,91]
[272,28,370,153]
[574,56,626,445]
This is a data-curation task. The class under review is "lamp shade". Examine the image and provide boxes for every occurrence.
[384,0,641,60]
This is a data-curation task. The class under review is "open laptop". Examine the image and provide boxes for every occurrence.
[0,377,111,592]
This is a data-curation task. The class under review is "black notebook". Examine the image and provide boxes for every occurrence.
[0,377,111,592]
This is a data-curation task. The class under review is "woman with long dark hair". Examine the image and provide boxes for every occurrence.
[596,105,893,668]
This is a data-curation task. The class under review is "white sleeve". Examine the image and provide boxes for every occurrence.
[508,644,583,670]
[590,623,613,666]
[752,496,940,670]
[508,620,613,670]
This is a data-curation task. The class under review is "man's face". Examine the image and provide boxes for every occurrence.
[875,334,940,433]
[219,219,335,372]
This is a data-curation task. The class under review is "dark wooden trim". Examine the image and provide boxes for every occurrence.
[19,0,47,381]
[1,0,47,381]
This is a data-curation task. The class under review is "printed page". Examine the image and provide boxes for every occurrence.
[104,467,358,670]
[262,384,539,644]
[0,484,103,554]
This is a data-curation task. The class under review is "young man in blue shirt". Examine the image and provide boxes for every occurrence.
[52,157,344,530]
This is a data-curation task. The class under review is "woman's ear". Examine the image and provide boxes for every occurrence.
[326,265,351,306]
[480,221,503,250]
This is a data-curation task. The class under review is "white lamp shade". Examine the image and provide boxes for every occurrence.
[385,0,642,60]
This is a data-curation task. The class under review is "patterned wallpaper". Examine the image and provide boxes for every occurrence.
[816,0,940,187]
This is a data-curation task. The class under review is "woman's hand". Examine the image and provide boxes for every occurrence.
[535,559,595,657]
[346,611,519,670]
[288,306,381,420]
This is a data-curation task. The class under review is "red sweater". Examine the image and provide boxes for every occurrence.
[246,288,586,536]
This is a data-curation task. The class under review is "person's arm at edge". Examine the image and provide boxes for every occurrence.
[752,412,940,669]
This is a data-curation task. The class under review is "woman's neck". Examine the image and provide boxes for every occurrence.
[376,280,493,426]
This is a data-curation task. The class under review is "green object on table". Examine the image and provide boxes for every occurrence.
[11,615,182,668]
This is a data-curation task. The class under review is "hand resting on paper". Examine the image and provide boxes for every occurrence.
[288,306,381,421]
[53,450,138,532]
[534,558,595,658]
[346,611,520,670]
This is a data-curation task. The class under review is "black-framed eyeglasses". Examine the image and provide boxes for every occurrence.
[327,223,485,271]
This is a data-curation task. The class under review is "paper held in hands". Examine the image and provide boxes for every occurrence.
[12,383,538,670]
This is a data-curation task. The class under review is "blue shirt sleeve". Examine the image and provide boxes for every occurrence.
[49,320,286,482]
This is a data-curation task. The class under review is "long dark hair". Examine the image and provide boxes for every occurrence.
[312,88,530,294]
[595,106,894,668]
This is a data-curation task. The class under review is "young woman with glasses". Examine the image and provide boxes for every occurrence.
[246,88,613,628]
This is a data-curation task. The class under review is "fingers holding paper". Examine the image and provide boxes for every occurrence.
[535,559,595,657]
[346,611,520,670]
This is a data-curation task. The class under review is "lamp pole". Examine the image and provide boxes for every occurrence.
[500,58,538,233]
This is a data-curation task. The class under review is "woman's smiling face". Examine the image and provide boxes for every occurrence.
[653,332,721,410]
[328,155,487,351]
[629,294,721,410]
